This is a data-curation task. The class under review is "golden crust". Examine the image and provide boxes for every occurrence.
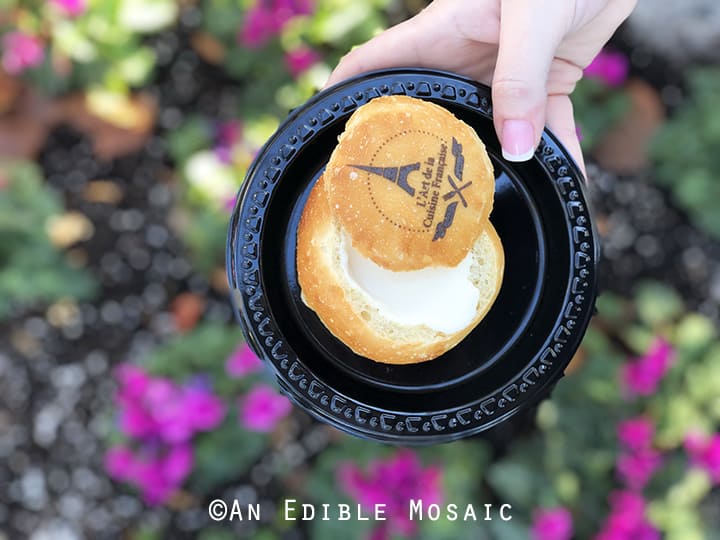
[324,95,495,271]
[296,175,505,364]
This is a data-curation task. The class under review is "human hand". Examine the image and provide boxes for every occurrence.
[325,0,636,173]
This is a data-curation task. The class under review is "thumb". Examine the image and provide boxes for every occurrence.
[492,0,569,162]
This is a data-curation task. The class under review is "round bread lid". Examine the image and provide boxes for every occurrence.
[227,68,598,444]
[324,95,495,271]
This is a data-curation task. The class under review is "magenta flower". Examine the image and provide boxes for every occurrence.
[179,382,227,431]
[51,0,87,17]
[616,449,663,491]
[2,32,44,75]
[239,7,276,47]
[226,342,263,377]
[531,507,573,540]
[684,432,720,484]
[584,49,629,87]
[115,363,226,442]
[239,384,292,432]
[620,337,675,397]
[617,417,654,452]
[105,443,193,505]
[239,0,313,48]
[338,449,442,539]
[285,46,320,78]
[595,490,660,540]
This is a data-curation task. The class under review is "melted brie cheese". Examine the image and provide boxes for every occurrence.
[339,233,479,334]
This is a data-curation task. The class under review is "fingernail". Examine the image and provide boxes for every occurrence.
[501,120,535,162]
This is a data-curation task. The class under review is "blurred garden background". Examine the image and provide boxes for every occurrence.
[2,0,720,539]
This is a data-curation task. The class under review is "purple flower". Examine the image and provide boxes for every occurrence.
[239,384,292,432]
[239,0,314,48]
[338,449,442,539]
[616,449,663,491]
[2,32,44,75]
[621,338,675,397]
[105,443,193,506]
[224,195,238,212]
[684,432,720,484]
[226,342,263,377]
[285,46,320,78]
[595,490,660,540]
[531,507,573,540]
[584,49,629,87]
[50,0,87,17]
[617,417,654,452]
[214,120,243,164]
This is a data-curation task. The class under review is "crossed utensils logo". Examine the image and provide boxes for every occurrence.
[350,137,470,241]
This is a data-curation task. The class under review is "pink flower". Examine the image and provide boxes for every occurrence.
[285,46,320,77]
[50,0,87,17]
[226,342,263,377]
[114,364,226,442]
[595,490,660,540]
[338,449,442,539]
[239,7,276,47]
[104,446,137,481]
[2,32,44,75]
[181,383,227,431]
[684,432,720,484]
[584,49,629,87]
[620,338,675,397]
[239,0,314,48]
[616,450,663,490]
[531,507,573,540]
[105,443,193,505]
[617,417,654,452]
[239,384,292,432]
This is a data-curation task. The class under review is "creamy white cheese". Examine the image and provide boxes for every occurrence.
[339,233,479,334]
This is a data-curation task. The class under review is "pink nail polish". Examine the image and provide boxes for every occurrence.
[501,120,535,162]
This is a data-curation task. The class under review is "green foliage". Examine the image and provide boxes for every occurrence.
[302,436,495,540]
[191,411,266,494]
[10,0,168,95]
[200,0,391,115]
[141,323,251,397]
[651,68,720,238]
[0,161,97,319]
[572,78,630,152]
[484,282,720,539]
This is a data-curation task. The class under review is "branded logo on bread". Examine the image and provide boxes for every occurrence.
[349,135,469,241]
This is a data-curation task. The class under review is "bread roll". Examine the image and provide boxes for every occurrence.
[296,96,504,364]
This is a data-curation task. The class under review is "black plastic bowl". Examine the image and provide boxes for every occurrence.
[227,68,598,444]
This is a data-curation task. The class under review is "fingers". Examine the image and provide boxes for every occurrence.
[545,94,586,177]
[492,0,571,162]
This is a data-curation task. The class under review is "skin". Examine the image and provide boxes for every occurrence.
[325,0,638,174]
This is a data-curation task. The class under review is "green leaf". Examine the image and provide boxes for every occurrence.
[634,280,684,327]
[0,161,97,319]
[191,417,267,494]
[142,323,248,396]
